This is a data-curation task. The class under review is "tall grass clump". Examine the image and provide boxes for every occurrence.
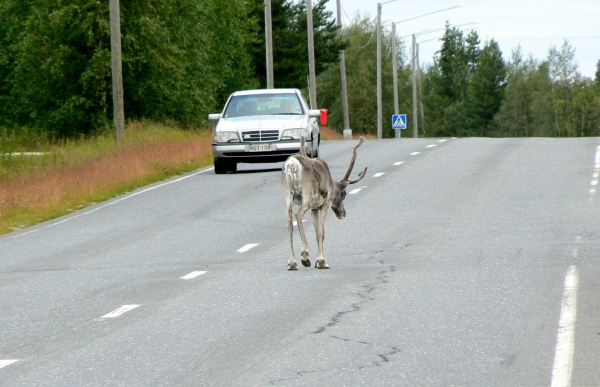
[0,121,213,234]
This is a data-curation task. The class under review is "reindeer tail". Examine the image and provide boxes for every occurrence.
[300,135,308,157]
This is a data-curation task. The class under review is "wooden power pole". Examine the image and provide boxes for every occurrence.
[307,0,317,109]
[336,0,350,131]
[265,0,274,88]
[109,0,125,144]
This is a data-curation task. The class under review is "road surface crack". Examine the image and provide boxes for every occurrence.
[311,256,396,334]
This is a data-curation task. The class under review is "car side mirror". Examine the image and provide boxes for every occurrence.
[308,109,321,118]
[208,113,221,121]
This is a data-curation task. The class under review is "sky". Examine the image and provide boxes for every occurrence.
[325,0,600,78]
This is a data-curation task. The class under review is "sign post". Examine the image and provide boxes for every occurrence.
[392,114,407,138]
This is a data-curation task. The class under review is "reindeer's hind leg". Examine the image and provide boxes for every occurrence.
[285,195,297,270]
[295,204,311,267]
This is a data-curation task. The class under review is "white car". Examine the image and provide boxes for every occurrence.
[208,88,321,174]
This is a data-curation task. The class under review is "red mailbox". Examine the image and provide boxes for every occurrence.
[319,109,328,125]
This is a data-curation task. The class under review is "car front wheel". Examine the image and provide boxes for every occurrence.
[214,158,229,174]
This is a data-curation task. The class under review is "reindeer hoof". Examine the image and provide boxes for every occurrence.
[288,262,298,271]
[301,258,311,267]
[315,259,329,269]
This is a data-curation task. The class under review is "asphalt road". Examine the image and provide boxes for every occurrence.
[1,137,599,386]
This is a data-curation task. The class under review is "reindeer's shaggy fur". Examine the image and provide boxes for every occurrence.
[282,137,366,270]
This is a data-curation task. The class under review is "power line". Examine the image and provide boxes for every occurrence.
[496,35,600,41]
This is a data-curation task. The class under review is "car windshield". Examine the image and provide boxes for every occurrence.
[223,93,303,118]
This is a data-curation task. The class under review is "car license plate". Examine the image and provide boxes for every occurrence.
[248,144,274,152]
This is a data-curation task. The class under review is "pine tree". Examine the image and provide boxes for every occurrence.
[432,24,469,136]
[595,60,600,91]
[464,39,506,136]
[465,30,480,75]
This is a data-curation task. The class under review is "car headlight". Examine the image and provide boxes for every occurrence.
[213,131,240,143]
[282,128,308,140]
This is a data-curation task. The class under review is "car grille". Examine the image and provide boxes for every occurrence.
[240,130,279,142]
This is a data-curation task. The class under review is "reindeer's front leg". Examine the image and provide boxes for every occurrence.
[295,204,312,268]
[312,201,330,269]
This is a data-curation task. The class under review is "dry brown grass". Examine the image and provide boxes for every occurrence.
[0,122,213,234]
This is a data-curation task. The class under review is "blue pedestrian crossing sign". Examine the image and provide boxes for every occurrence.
[392,114,407,129]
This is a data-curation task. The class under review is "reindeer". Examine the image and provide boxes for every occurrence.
[281,136,367,270]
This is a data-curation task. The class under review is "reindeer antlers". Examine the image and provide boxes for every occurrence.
[340,136,367,184]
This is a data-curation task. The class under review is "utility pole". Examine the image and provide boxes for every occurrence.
[376,3,382,139]
[109,0,124,144]
[412,34,418,138]
[417,42,424,137]
[307,0,317,108]
[265,0,274,88]
[391,22,399,138]
[336,0,350,130]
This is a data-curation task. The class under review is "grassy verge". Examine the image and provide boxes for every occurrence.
[0,123,370,235]
[0,121,213,235]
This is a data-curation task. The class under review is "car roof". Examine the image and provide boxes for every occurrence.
[231,88,300,96]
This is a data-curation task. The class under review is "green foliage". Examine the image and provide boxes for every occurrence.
[421,28,600,138]
[1,3,599,140]
[249,0,347,89]
[120,0,258,124]
[2,0,113,136]
[464,39,506,136]
[0,0,258,137]
[494,42,600,137]
[421,25,469,137]
[315,14,410,137]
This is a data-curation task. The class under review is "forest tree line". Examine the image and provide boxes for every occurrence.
[1,0,599,139]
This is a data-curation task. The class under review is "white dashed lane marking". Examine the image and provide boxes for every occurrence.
[348,186,367,195]
[0,360,18,369]
[181,271,207,280]
[292,220,307,227]
[438,139,447,143]
[393,161,404,166]
[426,144,436,148]
[237,244,258,253]
[373,172,385,177]
[100,305,140,319]
[410,152,420,156]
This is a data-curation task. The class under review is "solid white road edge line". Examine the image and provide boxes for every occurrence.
[100,305,140,319]
[590,145,600,195]
[181,271,207,280]
[8,167,215,240]
[0,360,18,369]
[237,243,258,253]
[550,265,579,387]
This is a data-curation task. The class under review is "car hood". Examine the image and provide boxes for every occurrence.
[217,115,305,132]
